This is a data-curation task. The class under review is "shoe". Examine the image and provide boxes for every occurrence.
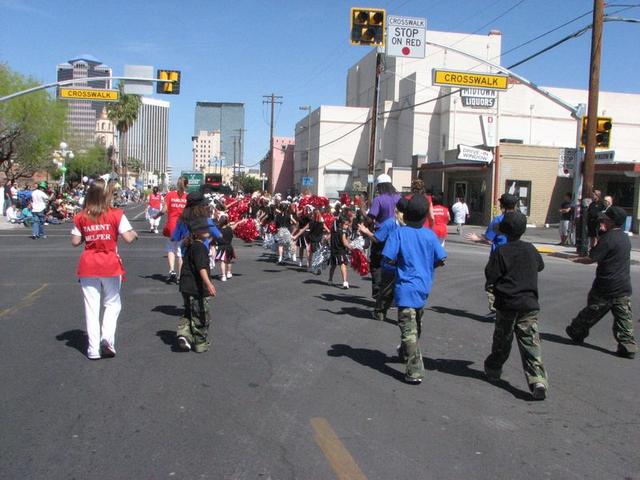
[292,255,297,262]
[40,235,47,239]
[484,364,501,382]
[404,374,422,384]
[100,340,116,358]
[30,235,38,240]
[565,325,585,344]
[373,310,386,322]
[328,279,334,286]
[177,336,191,351]
[342,282,349,289]
[532,382,547,400]
[616,344,636,359]
[298,260,303,267]
[168,271,177,284]
[485,312,496,321]
[87,352,101,361]
[221,275,227,282]
[226,272,232,279]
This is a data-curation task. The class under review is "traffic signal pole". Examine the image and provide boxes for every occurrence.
[368,52,384,201]
[578,0,605,255]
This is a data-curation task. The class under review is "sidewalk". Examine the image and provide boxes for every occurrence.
[0,219,23,230]
[447,224,640,263]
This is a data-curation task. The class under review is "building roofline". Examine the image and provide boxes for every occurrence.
[196,102,244,107]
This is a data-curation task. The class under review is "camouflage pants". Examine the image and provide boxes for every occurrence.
[397,307,424,381]
[484,310,548,389]
[177,294,211,352]
[568,289,636,353]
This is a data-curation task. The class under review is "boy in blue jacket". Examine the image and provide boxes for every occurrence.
[382,194,447,384]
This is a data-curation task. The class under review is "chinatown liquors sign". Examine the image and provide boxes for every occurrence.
[460,88,497,108]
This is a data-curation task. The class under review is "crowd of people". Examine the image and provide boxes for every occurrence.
[13,170,628,402]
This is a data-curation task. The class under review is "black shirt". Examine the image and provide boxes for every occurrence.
[179,240,211,296]
[589,228,632,297]
[485,240,545,312]
[275,212,291,229]
[560,201,573,221]
[330,226,347,254]
[308,220,325,243]
[217,226,233,246]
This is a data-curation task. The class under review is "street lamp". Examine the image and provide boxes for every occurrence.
[299,106,312,177]
[260,172,267,192]
[52,141,74,191]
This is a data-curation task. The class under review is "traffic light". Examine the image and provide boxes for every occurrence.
[350,8,385,46]
[580,116,612,149]
[156,70,181,95]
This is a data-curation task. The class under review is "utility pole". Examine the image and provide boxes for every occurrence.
[368,53,384,201]
[263,93,283,192]
[234,128,245,176]
[232,136,238,192]
[579,0,605,255]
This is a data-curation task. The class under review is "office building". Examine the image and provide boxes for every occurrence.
[194,102,245,167]
[56,55,112,148]
[192,130,221,172]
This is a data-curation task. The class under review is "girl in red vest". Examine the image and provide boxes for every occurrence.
[146,186,163,233]
[431,193,451,246]
[71,180,138,360]
[161,177,188,283]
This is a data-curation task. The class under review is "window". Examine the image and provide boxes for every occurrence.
[505,179,532,216]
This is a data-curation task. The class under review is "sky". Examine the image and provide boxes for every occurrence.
[1,0,639,175]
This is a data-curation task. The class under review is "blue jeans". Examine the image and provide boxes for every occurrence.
[32,211,45,237]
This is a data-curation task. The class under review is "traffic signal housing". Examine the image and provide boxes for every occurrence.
[581,116,612,149]
[350,8,385,46]
[156,70,181,95]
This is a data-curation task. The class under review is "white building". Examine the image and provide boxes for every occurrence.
[294,29,640,230]
[192,130,221,172]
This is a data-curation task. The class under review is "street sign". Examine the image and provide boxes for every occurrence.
[595,150,616,163]
[386,15,426,59]
[461,88,497,108]
[481,115,497,147]
[433,69,509,91]
[123,65,154,95]
[181,171,204,193]
[59,88,119,101]
[558,148,576,178]
[457,144,493,163]
[301,176,314,186]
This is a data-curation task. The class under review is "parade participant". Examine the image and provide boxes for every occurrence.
[409,179,434,228]
[176,217,217,353]
[367,174,400,226]
[328,215,352,289]
[214,214,236,281]
[293,205,312,267]
[431,194,450,246]
[566,206,636,359]
[172,192,222,256]
[483,211,548,400]
[294,208,330,271]
[451,196,470,235]
[70,181,138,360]
[146,186,163,233]
[161,177,188,283]
[382,194,447,384]
[274,202,293,264]
[30,181,54,239]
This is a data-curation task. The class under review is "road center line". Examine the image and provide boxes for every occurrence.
[0,283,49,319]
[310,417,367,480]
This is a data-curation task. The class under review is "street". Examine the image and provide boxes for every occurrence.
[1,205,639,480]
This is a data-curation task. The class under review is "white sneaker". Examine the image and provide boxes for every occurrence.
[226,272,232,278]
[343,282,349,289]
[532,382,547,400]
[298,260,303,267]
[177,336,191,351]
[292,255,297,262]
[221,275,227,282]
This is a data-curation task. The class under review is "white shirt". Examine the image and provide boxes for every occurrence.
[31,189,49,213]
[452,201,469,224]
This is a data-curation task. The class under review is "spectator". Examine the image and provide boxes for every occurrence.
[30,181,54,240]
[586,189,605,249]
[558,192,574,246]
[21,201,34,228]
[451,196,470,235]
[603,195,613,209]
[6,204,20,223]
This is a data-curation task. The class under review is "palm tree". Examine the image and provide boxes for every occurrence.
[106,84,141,185]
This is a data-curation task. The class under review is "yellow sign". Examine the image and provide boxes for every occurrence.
[59,88,120,101]
[432,69,509,91]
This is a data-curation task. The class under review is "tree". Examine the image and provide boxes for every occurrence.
[64,145,110,186]
[233,173,261,194]
[0,63,67,181]
[106,84,141,182]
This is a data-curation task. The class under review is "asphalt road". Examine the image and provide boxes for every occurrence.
[1,204,639,480]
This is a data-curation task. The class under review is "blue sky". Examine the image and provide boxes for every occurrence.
[1,0,639,174]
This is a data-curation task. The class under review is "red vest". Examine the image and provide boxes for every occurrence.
[75,209,126,277]
[148,193,162,210]
[163,191,187,237]
[432,204,449,239]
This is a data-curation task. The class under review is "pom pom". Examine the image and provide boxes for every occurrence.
[299,195,329,211]
[233,219,260,243]
[349,248,370,276]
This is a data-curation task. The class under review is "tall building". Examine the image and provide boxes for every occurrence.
[123,97,170,186]
[56,55,112,148]
[194,102,244,166]
[192,130,221,172]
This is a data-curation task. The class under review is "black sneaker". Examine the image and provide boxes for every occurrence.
[177,336,191,351]
[100,340,116,358]
[484,364,502,382]
[532,382,547,400]
[616,344,636,359]
[404,374,422,385]
[167,271,177,284]
[565,325,585,344]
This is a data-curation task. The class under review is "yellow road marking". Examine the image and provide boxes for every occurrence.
[0,283,49,319]
[536,246,557,254]
[310,417,367,480]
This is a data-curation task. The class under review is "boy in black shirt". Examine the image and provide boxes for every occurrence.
[484,211,548,400]
[566,206,636,358]
[177,217,217,353]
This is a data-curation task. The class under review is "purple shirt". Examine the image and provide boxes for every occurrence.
[368,193,401,225]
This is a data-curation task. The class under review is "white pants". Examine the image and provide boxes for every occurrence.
[149,216,161,229]
[80,277,122,358]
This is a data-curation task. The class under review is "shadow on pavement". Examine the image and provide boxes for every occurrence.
[428,305,493,323]
[319,306,373,320]
[303,278,329,286]
[262,269,284,273]
[139,273,169,283]
[316,292,374,308]
[56,329,86,355]
[152,305,183,316]
[540,332,616,357]
[156,330,183,352]
[327,344,405,382]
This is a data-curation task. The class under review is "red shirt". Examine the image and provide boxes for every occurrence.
[432,204,450,240]
[163,191,187,237]
[148,193,162,210]
[74,209,126,277]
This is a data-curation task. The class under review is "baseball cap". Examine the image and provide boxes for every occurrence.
[499,193,518,209]
[397,194,428,227]
[188,217,210,233]
[499,211,527,238]
[598,206,626,227]
[376,173,392,184]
